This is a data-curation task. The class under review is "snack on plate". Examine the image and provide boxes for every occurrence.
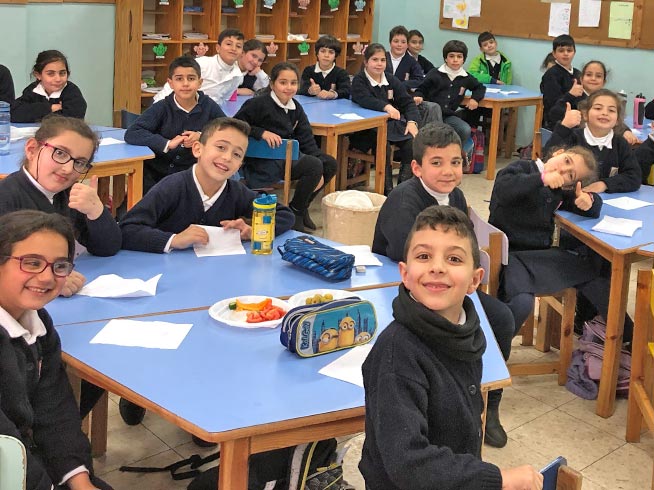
[305,293,334,305]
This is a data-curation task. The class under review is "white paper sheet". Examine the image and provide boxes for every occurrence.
[485,88,502,94]
[603,197,654,210]
[592,216,642,237]
[99,137,125,146]
[335,245,383,267]
[77,274,162,298]
[333,113,364,120]
[499,90,519,95]
[549,3,571,37]
[318,344,373,387]
[193,226,246,257]
[10,126,37,142]
[578,0,601,27]
[90,319,192,349]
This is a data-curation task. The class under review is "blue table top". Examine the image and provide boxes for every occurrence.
[0,127,153,175]
[624,117,652,142]
[480,84,543,100]
[556,186,654,253]
[55,287,509,436]
[48,231,401,326]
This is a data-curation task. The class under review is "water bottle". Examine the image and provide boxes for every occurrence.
[633,93,646,129]
[0,102,10,156]
[617,90,628,120]
[251,194,277,255]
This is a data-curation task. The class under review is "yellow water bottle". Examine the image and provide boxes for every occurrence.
[251,194,277,255]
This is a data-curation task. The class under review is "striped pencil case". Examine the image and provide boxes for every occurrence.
[277,235,355,281]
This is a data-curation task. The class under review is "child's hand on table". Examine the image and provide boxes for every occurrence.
[582,180,607,195]
[500,465,543,490]
[61,271,86,297]
[69,175,104,220]
[221,218,252,240]
[171,225,209,250]
[623,130,638,145]
[384,105,401,120]
[262,130,282,148]
[466,99,479,110]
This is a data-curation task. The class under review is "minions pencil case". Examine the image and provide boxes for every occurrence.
[280,298,377,358]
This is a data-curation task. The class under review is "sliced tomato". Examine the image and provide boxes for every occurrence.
[246,311,264,323]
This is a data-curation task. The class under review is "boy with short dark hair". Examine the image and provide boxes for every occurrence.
[361,205,543,490]
[468,31,512,85]
[386,25,424,89]
[120,117,294,253]
[154,28,245,105]
[407,29,435,75]
[372,122,514,448]
[299,35,351,99]
[125,56,226,193]
[540,34,581,129]
[415,40,485,154]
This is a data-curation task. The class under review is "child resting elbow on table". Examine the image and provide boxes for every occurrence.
[360,205,543,490]
[120,117,294,254]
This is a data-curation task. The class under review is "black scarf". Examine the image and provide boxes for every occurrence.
[392,284,486,361]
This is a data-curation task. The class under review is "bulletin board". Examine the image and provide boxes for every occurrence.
[439,0,651,49]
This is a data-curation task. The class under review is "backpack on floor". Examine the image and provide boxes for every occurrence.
[467,127,485,174]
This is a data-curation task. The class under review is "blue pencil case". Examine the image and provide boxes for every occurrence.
[280,298,377,357]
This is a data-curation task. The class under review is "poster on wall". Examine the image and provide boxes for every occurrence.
[443,0,482,30]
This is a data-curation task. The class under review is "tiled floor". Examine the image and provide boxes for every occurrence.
[95,161,653,489]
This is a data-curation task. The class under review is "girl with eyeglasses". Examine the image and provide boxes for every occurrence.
[11,49,87,123]
[0,210,114,490]
[0,115,121,299]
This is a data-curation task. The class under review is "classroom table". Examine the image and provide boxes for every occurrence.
[57,286,511,488]
[222,96,389,195]
[555,186,654,418]
[0,127,153,209]
[48,231,401,326]
[625,117,653,143]
[478,84,544,180]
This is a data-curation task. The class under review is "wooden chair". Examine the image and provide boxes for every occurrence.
[336,135,374,190]
[626,269,654,489]
[244,138,299,205]
[551,465,584,490]
[468,207,576,385]
[120,109,139,129]
[0,435,27,490]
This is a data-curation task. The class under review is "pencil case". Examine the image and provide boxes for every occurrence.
[277,235,355,281]
[280,298,377,357]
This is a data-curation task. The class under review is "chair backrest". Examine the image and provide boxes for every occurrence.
[541,127,553,149]
[468,206,509,297]
[245,137,299,160]
[0,435,27,490]
[120,109,140,129]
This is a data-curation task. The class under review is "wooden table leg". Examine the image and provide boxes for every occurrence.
[112,175,126,212]
[90,391,108,457]
[375,122,387,195]
[324,131,338,195]
[532,102,544,160]
[504,108,518,158]
[485,104,501,180]
[96,178,111,208]
[127,162,144,209]
[596,254,631,417]
[218,438,251,490]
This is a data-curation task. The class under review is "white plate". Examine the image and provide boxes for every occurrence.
[208,296,289,329]
[287,289,361,308]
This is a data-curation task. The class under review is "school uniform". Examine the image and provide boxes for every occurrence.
[0,169,122,256]
[360,285,503,490]
[540,63,581,129]
[233,92,337,212]
[635,135,654,184]
[299,63,351,99]
[468,51,513,85]
[238,70,269,92]
[153,55,243,105]
[0,307,112,490]
[413,54,435,76]
[0,64,14,103]
[385,51,424,89]
[350,70,420,190]
[124,91,226,193]
[120,165,294,253]
[646,99,654,120]
[546,124,641,193]
[10,81,86,123]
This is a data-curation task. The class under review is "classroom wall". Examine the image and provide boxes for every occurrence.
[374,0,654,146]
[0,3,115,126]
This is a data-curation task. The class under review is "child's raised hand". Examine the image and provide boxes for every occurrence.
[262,130,282,148]
[308,78,321,96]
[569,78,584,97]
[500,465,543,490]
[171,224,209,250]
[466,99,479,110]
[561,102,582,128]
[220,218,252,240]
[168,134,186,150]
[60,271,86,297]
[541,168,565,189]
[69,175,104,220]
[384,104,401,120]
[574,181,594,210]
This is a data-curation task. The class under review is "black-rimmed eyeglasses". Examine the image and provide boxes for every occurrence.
[40,142,93,174]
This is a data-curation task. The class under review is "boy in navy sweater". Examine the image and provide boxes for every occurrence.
[361,205,542,490]
[407,30,435,75]
[125,56,226,193]
[540,35,581,129]
[299,35,351,99]
[385,25,424,90]
[120,117,294,253]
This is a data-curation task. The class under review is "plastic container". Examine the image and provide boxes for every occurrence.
[251,194,277,255]
[322,190,386,247]
[634,93,646,129]
[617,90,628,119]
[0,101,10,156]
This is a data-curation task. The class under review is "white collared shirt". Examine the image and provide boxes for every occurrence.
[584,127,613,150]
[270,91,296,112]
[437,63,467,81]
[33,82,65,100]
[419,177,450,206]
[364,69,389,88]
[535,158,545,173]
[555,61,574,74]
[22,167,56,204]
[173,93,199,113]
[485,53,501,67]
[389,54,403,74]
[314,62,335,78]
